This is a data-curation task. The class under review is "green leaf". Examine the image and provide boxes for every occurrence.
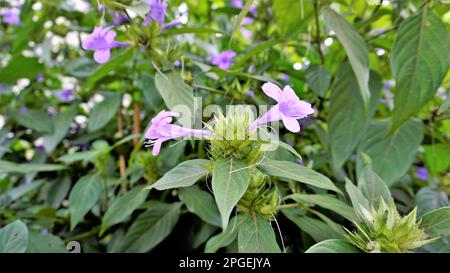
[329,63,382,169]
[420,207,450,237]
[305,64,331,97]
[204,215,245,253]
[230,0,254,43]
[46,176,72,208]
[390,7,450,130]
[122,202,182,252]
[147,159,211,190]
[43,106,77,154]
[257,159,342,194]
[345,178,371,221]
[0,180,44,207]
[273,0,312,36]
[154,70,195,114]
[424,144,450,175]
[212,158,250,230]
[0,220,28,253]
[286,194,357,221]
[85,48,134,90]
[88,94,122,132]
[0,56,44,83]
[322,6,370,109]
[282,208,345,242]
[27,232,66,253]
[277,141,302,160]
[69,173,102,230]
[178,185,221,227]
[356,119,424,185]
[357,165,393,209]
[15,109,53,133]
[0,160,66,174]
[305,239,360,253]
[65,58,97,78]
[101,186,149,234]
[416,187,449,217]
[237,213,281,253]
[57,151,98,164]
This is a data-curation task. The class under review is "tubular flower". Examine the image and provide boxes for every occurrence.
[143,0,167,26]
[145,110,214,156]
[1,9,21,25]
[248,82,314,133]
[82,26,129,63]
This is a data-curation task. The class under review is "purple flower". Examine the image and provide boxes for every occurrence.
[244,90,255,97]
[281,73,289,81]
[296,159,304,165]
[82,26,129,63]
[1,10,21,26]
[231,0,256,16]
[437,87,447,100]
[19,106,29,113]
[111,12,129,26]
[145,110,214,156]
[210,50,236,70]
[144,0,167,26]
[0,83,4,92]
[162,19,182,30]
[174,60,181,67]
[248,82,315,133]
[415,167,428,181]
[55,89,75,102]
[36,74,44,83]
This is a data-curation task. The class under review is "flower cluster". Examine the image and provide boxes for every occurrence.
[82,26,129,63]
[145,82,314,156]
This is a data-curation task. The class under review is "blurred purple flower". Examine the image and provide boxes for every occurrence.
[437,87,447,100]
[281,73,289,81]
[98,4,104,12]
[248,83,314,133]
[174,60,181,67]
[145,110,214,156]
[244,90,255,97]
[111,12,129,26]
[1,9,22,25]
[296,159,304,165]
[210,50,236,70]
[415,167,428,181]
[55,89,75,102]
[35,142,45,153]
[19,106,29,113]
[36,74,44,83]
[231,0,256,16]
[162,19,182,30]
[144,0,167,26]
[0,83,4,92]
[82,26,129,63]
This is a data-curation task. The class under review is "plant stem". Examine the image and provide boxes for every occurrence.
[133,101,141,146]
[313,0,325,64]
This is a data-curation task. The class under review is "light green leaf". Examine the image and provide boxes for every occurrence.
[43,106,77,154]
[357,165,394,209]
[356,119,424,185]
[15,109,53,133]
[69,173,102,230]
[257,159,342,194]
[305,64,331,97]
[230,0,254,43]
[101,186,149,234]
[322,6,370,109]
[0,160,66,174]
[305,239,360,253]
[178,185,221,227]
[345,178,371,222]
[282,208,345,242]
[154,70,195,114]
[329,63,382,169]
[0,56,44,83]
[88,94,122,132]
[0,180,44,207]
[390,7,450,130]
[286,194,357,221]
[237,213,281,253]
[212,158,250,230]
[273,0,312,36]
[0,220,28,253]
[27,232,66,253]
[420,207,450,237]
[424,144,450,175]
[416,187,449,217]
[204,215,245,253]
[122,202,182,253]
[57,151,98,164]
[148,159,211,190]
